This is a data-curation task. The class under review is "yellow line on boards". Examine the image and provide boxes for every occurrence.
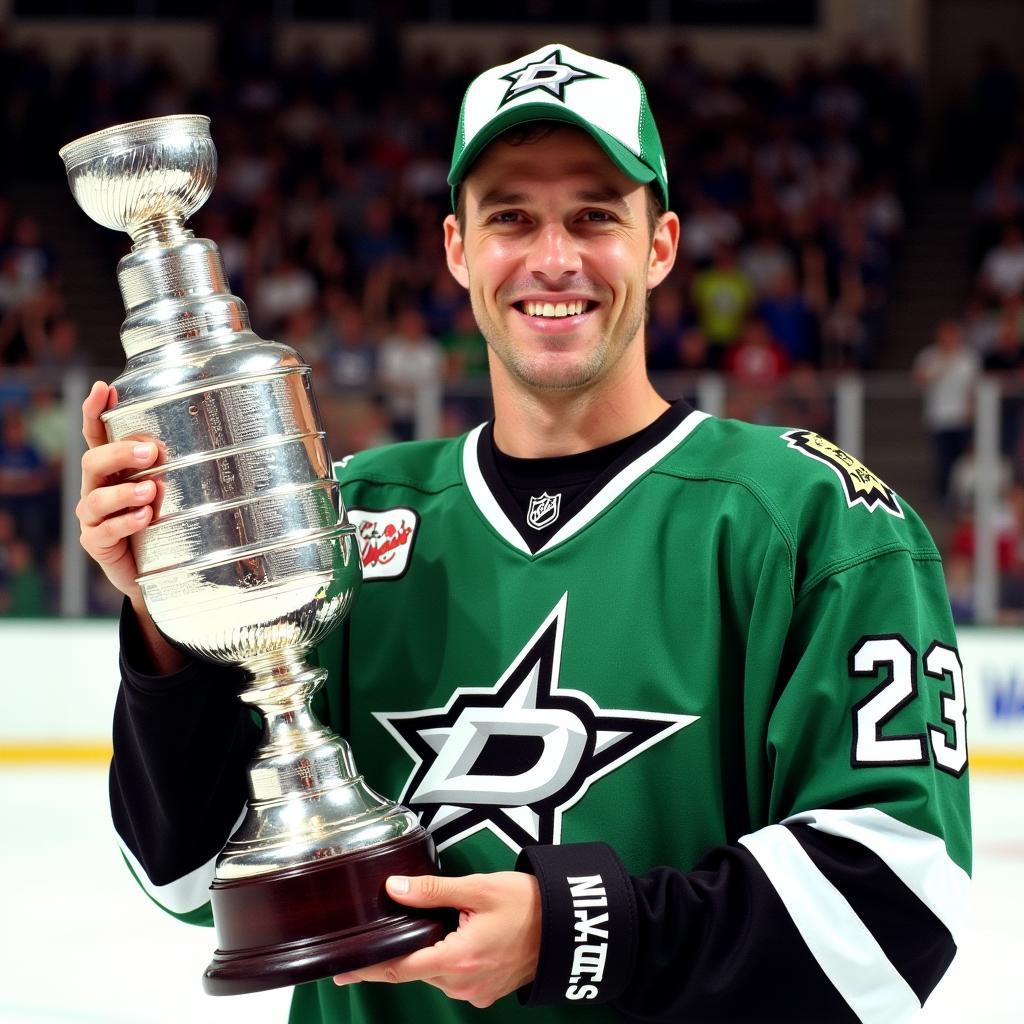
[970,752,1024,772]
[2,745,1024,772]
[0,744,112,765]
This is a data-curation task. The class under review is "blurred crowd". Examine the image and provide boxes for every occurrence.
[0,21,930,616]
[0,23,926,615]
[0,187,69,616]
[909,46,1024,622]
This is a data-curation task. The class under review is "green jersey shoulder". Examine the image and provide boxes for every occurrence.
[655,416,941,596]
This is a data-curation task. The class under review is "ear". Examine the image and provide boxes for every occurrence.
[646,210,680,290]
[444,214,470,290]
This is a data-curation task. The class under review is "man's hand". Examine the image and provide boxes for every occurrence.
[78,380,157,604]
[78,379,184,674]
[334,871,541,1008]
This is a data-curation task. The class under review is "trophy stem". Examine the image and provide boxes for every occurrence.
[129,214,194,250]
[218,652,423,879]
[237,654,360,805]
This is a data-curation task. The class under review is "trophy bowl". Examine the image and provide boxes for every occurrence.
[60,114,216,245]
[61,115,449,995]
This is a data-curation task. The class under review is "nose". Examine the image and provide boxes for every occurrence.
[525,222,582,280]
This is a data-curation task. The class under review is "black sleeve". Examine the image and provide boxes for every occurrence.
[516,830,956,1022]
[110,599,260,885]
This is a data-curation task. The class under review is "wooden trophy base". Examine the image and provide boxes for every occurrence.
[203,829,451,996]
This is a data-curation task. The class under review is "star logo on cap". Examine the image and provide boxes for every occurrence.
[499,49,601,107]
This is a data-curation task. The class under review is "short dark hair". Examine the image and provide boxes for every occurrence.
[453,124,665,238]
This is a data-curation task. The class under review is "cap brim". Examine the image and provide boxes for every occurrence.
[449,103,658,202]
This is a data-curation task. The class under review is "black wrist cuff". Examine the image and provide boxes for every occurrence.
[515,842,636,1007]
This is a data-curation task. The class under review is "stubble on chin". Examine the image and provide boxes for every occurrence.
[473,298,645,394]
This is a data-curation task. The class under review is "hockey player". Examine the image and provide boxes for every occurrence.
[78,44,969,1023]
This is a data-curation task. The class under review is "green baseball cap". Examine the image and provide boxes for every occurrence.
[449,43,669,210]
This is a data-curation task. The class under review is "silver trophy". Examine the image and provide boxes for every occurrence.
[60,115,446,995]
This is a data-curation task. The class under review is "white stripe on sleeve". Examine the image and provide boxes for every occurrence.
[783,806,969,945]
[739,824,921,1024]
[114,806,246,915]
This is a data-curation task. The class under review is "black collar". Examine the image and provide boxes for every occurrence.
[477,402,693,553]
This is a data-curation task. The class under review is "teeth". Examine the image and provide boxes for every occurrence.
[523,300,587,318]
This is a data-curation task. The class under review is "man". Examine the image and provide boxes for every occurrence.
[79,44,969,1023]
[912,318,980,502]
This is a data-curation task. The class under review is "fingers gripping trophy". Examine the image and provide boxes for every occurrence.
[59,116,448,995]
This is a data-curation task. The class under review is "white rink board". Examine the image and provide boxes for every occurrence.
[0,619,120,741]
[957,629,1024,754]
[2,620,1023,755]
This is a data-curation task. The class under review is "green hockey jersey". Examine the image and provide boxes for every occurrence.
[113,409,970,1024]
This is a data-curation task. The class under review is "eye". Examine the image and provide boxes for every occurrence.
[580,209,616,223]
[488,210,525,225]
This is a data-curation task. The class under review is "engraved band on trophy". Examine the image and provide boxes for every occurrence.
[59,115,448,996]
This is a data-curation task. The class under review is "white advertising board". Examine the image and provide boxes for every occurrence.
[0,622,1022,767]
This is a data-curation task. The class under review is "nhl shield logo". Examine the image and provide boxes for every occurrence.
[527,491,562,531]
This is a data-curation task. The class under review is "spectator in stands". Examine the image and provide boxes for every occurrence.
[982,310,1024,459]
[913,319,981,503]
[676,327,711,373]
[354,197,404,317]
[280,304,333,378]
[861,176,905,250]
[948,443,1013,518]
[254,250,318,335]
[979,222,1024,302]
[328,305,377,391]
[441,305,488,381]
[0,538,48,617]
[23,387,67,468]
[757,265,817,364]
[982,308,1024,374]
[690,244,754,367]
[679,192,741,267]
[5,216,53,293]
[821,291,869,370]
[780,362,831,435]
[421,268,469,339]
[646,284,689,372]
[962,296,1002,355]
[724,317,791,423]
[695,135,752,212]
[377,306,444,440]
[725,317,790,384]
[973,151,1024,227]
[0,405,56,557]
[739,226,795,298]
[835,212,889,318]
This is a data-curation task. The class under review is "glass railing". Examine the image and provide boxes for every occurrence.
[0,367,1016,624]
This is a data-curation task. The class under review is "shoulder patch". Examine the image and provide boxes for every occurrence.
[348,507,419,580]
[782,429,903,518]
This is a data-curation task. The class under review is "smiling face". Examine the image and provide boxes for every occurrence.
[444,127,678,397]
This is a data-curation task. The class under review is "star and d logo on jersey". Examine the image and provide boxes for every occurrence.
[374,594,698,853]
[347,507,419,580]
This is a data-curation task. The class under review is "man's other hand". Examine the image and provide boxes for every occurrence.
[333,871,541,1008]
